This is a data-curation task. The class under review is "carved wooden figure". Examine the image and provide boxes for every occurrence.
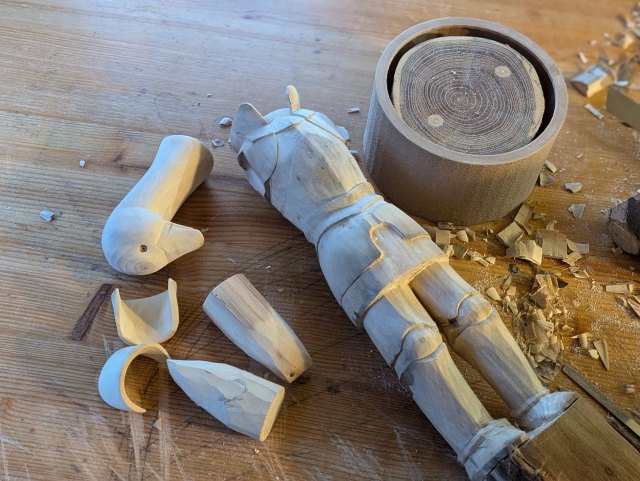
[102,135,213,275]
[230,86,577,480]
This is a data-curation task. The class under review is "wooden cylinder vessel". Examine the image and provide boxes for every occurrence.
[363,18,567,224]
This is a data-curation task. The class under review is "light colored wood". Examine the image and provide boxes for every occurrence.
[203,274,312,382]
[229,85,592,478]
[392,36,545,155]
[167,360,284,442]
[605,194,640,255]
[607,85,640,130]
[98,343,170,413]
[112,278,179,345]
[571,64,615,97]
[3,2,640,480]
[102,135,213,275]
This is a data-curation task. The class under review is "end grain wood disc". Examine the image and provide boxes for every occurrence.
[392,36,545,155]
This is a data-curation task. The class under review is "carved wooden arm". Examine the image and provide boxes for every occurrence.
[230,86,576,479]
[102,135,213,275]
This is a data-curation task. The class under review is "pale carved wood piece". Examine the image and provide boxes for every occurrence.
[230,86,577,479]
[112,278,178,345]
[98,343,170,413]
[167,360,284,442]
[571,64,614,97]
[102,135,214,275]
[203,274,312,382]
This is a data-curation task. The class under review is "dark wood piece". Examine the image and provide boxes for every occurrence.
[392,36,544,155]
[69,283,114,341]
[487,397,640,480]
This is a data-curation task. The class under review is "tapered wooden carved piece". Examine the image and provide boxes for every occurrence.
[230,86,583,479]
[112,278,179,345]
[203,274,312,382]
[167,360,284,441]
[102,135,213,275]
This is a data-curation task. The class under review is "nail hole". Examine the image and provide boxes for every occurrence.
[289,372,295,378]
[139,245,147,253]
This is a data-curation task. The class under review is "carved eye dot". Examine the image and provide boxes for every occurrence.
[139,245,147,253]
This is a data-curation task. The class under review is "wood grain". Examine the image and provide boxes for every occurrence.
[0,1,639,480]
[392,36,544,154]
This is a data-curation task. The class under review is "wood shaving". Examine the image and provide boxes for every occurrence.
[212,139,225,147]
[456,230,469,242]
[567,239,589,254]
[464,228,476,241]
[40,210,55,221]
[219,117,233,126]
[544,160,557,173]
[506,240,543,265]
[514,203,534,227]
[568,204,585,219]
[485,287,501,301]
[584,103,604,120]
[563,251,582,266]
[604,282,635,293]
[336,126,350,141]
[539,172,556,186]
[497,222,524,247]
[565,182,583,193]
[347,107,360,113]
[578,51,589,64]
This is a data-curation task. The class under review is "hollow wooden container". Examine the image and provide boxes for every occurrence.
[363,18,567,225]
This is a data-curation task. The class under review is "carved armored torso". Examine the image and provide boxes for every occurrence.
[230,97,445,327]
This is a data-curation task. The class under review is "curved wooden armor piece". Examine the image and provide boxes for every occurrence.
[230,86,578,479]
[102,135,213,275]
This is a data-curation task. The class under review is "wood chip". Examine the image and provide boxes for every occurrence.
[627,298,640,317]
[593,339,609,370]
[626,385,636,394]
[497,222,524,247]
[501,276,512,290]
[524,224,533,235]
[485,287,502,301]
[571,64,614,96]
[533,212,547,220]
[506,240,543,265]
[79,160,86,168]
[514,203,534,227]
[464,228,476,241]
[588,349,600,359]
[456,230,469,242]
[568,204,585,219]
[485,256,496,265]
[577,332,590,349]
[536,229,567,258]
[219,117,233,126]
[475,257,490,267]
[539,172,556,186]
[574,270,589,279]
[508,301,519,315]
[152,419,163,431]
[545,220,557,230]
[347,107,360,113]
[435,229,450,248]
[612,246,623,255]
[544,159,557,173]
[506,286,517,297]
[563,251,582,266]
[565,182,583,193]
[613,32,635,49]
[212,139,225,147]
[40,210,55,221]
[578,51,589,64]
[604,282,635,293]
[584,103,604,120]
[443,245,454,257]
[437,222,455,230]
[452,243,469,259]
[567,239,589,254]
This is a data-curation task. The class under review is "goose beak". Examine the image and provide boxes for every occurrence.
[156,221,205,264]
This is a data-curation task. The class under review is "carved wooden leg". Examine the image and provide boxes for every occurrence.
[410,262,576,430]
[364,284,527,480]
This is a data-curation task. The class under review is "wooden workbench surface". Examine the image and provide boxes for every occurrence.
[1,1,639,479]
